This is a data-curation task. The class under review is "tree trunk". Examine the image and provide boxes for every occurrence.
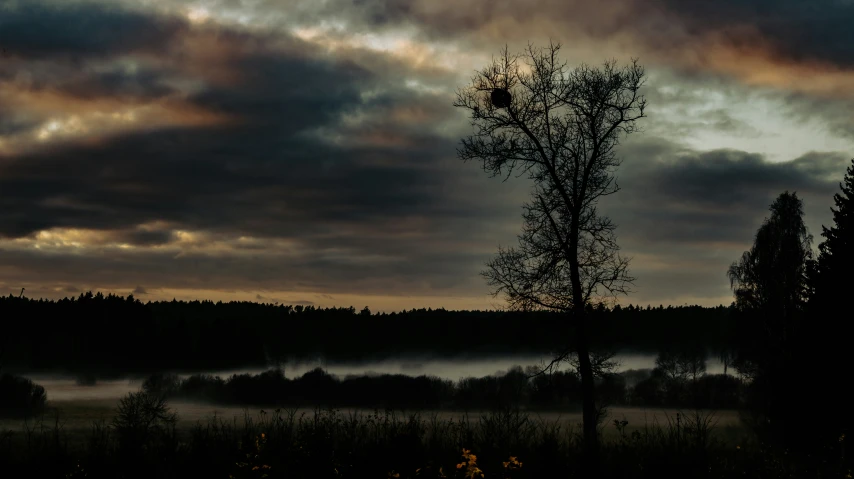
[568,219,599,473]
[573,307,600,473]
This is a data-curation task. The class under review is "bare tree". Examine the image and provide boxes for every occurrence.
[454,42,646,464]
[113,390,178,450]
[684,353,707,383]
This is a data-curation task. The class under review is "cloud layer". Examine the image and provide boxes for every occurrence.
[1,0,852,309]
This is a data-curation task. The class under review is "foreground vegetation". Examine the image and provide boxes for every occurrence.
[0,391,848,479]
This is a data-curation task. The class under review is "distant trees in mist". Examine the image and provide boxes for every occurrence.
[142,354,743,412]
[0,295,733,377]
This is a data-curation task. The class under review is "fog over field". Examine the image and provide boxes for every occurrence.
[21,353,728,402]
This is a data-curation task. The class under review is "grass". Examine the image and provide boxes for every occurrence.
[1,395,850,478]
[0,399,745,445]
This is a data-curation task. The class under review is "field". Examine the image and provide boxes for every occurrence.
[2,390,849,478]
[0,397,746,444]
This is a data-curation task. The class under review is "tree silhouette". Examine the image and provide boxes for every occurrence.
[728,192,813,319]
[727,191,813,444]
[807,158,854,443]
[814,158,854,307]
[454,41,646,466]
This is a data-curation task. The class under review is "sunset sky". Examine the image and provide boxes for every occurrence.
[1,0,852,311]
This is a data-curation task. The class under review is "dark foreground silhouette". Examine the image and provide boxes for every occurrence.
[0,397,849,479]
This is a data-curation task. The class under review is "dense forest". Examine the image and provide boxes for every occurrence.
[0,294,732,376]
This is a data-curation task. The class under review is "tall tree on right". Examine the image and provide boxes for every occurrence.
[808,158,854,443]
[814,158,854,306]
[727,191,813,444]
[728,192,813,322]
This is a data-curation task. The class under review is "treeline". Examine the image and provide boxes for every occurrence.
[143,357,742,412]
[0,294,732,376]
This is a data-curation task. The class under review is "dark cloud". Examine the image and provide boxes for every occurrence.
[0,1,518,249]
[0,106,39,136]
[56,66,178,101]
[0,34,448,240]
[187,51,371,126]
[325,0,604,44]
[0,245,492,296]
[2,0,851,306]
[325,0,854,95]
[115,229,176,247]
[0,4,515,298]
[0,122,474,240]
[0,60,175,105]
[610,138,850,244]
[599,138,851,302]
[132,285,148,295]
[0,2,187,59]
[654,0,854,67]
[3,132,847,302]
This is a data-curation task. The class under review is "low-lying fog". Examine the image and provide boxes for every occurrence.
[22,353,727,402]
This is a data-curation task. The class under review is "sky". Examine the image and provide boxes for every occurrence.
[1,0,853,311]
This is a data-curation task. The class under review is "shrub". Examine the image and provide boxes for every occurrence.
[0,373,47,418]
[112,391,177,451]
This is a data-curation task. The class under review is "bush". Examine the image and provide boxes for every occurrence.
[0,374,47,418]
[112,391,177,451]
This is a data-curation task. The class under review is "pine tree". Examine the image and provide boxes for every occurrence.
[815,158,854,302]
[800,159,854,446]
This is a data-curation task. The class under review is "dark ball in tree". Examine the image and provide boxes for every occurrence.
[491,88,512,109]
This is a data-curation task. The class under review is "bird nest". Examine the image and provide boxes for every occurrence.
[490,88,512,109]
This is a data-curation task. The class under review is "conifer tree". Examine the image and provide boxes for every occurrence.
[814,158,854,303]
